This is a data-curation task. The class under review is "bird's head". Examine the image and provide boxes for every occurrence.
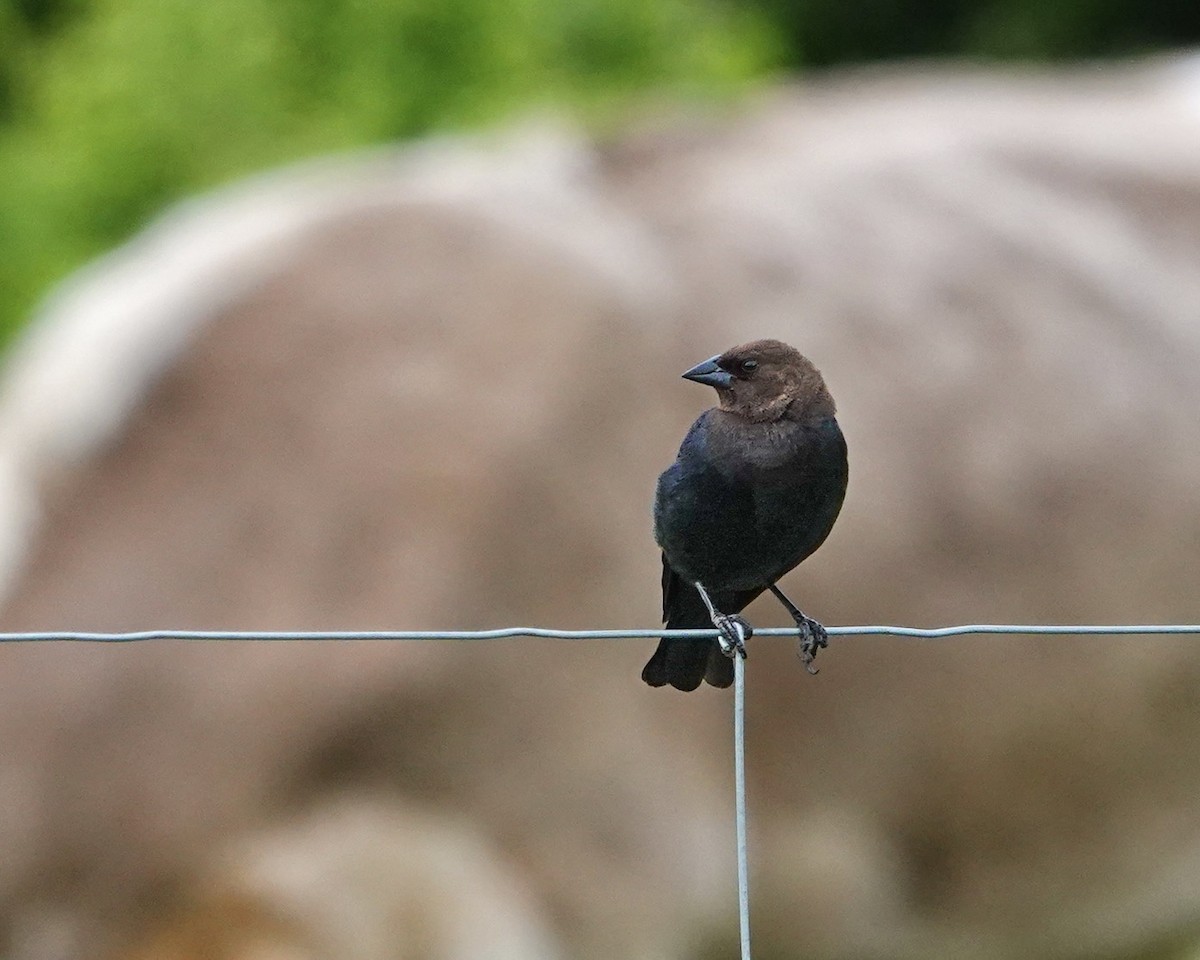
[682,339,835,423]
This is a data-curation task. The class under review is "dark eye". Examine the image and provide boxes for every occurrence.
[740,359,758,373]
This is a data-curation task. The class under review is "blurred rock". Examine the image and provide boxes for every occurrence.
[123,799,561,960]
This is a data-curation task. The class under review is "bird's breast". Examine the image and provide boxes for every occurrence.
[705,418,815,478]
[654,413,847,591]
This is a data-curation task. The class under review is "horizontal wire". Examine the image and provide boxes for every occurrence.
[0,624,1197,642]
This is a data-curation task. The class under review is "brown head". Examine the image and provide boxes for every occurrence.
[681,338,835,423]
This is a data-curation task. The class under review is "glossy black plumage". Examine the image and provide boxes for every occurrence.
[643,340,848,691]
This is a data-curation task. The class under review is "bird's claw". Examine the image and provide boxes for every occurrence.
[714,614,752,660]
[795,615,828,675]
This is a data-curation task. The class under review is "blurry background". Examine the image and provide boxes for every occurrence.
[5,0,1200,350]
[2,1,1200,959]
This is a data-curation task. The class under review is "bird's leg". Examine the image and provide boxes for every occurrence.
[768,584,827,675]
[694,582,751,660]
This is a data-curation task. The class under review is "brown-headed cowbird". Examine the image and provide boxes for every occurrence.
[642,339,848,691]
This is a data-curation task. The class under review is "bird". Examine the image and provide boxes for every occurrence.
[642,339,848,691]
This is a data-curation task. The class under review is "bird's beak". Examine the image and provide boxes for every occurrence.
[682,355,733,389]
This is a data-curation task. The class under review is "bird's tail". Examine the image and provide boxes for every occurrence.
[641,635,731,691]
[642,560,759,691]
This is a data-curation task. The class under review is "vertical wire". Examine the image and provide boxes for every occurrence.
[734,653,751,960]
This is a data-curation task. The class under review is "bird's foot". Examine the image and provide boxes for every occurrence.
[714,614,752,660]
[793,614,828,675]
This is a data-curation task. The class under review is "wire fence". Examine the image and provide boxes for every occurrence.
[733,653,752,959]
[2,623,1199,642]
[11,621,1200,960]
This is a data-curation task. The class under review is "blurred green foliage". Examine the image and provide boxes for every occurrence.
[0,0,777,346]
[1,0,1198,348]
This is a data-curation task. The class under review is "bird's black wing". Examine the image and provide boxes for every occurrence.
[751,417,848,576]
[641,555,763,691]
